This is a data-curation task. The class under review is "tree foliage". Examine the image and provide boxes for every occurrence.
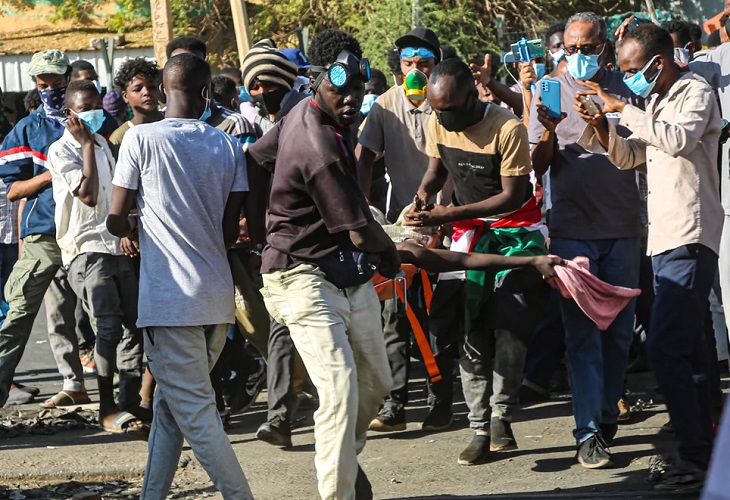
[0,0,676,71]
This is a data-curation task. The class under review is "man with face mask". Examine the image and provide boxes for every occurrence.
[0,50,117,408]
[246,29,399,499]
[403,57,547,465]
[528,12,643,469]
[357,27,456,435]
[241,39,308,136]
[574,23,722,490]
[662,20,694,65]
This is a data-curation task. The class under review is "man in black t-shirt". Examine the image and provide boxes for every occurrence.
[248,29,399,500]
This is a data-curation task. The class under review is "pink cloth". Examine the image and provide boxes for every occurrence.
[549,256,641,331]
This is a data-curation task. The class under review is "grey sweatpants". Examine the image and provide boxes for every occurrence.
[141,324,253,500]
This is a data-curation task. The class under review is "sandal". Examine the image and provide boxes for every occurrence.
[648,459,706,492]
[40,390,92,408]
[102,411,150,441]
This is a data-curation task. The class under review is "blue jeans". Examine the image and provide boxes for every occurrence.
[0,243,18,304]
[550,237,640,445]
[649,244,717,469]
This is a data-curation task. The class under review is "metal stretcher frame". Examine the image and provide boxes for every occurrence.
[371,265,442,383]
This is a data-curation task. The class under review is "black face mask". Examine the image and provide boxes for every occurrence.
[436,97,487,133]
[252,87,289,116]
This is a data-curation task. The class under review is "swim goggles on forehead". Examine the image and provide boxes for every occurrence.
[400,47,436,60]
[311,50,371,90]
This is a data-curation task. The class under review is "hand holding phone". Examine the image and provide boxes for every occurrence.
[578,95,601,116]
[540,79,561,118]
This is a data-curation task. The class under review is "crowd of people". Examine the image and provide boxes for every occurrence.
[0,5,729,500]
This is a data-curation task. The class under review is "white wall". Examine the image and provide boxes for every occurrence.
[0,47,155,93]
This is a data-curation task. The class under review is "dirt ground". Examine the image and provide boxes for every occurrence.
[0,368,708,500]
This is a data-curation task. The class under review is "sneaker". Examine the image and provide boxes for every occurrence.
[368,406,406,432]
[80,350,96,375]
[256,416,292,448]
[600,423,618,446]
[421,405,453,432]
[490,417,517,451]
[617,396,631,423]
[576,435,613,469]
[226,358,266,415]
[458,434,490,465]
[355,464,373,500]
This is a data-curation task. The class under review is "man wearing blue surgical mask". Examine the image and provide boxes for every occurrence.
[0,50,118,409]
[528,12,644,470]
[574,23,722,490]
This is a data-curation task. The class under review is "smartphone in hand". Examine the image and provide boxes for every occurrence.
[540,79,561,118]
[578,95,601,116]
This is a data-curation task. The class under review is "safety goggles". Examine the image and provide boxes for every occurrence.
[311,51,371,90]
[400,47,436,60]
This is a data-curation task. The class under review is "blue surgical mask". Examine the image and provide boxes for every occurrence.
[239,86,251,103]
[533,62,546,80]
[360,93,378,115]
[73,109,105,134]
[551,48,565,63]
[673,47,690,65]
[623,55,661,98]
[566,45,604,81]
[200,87,212,122]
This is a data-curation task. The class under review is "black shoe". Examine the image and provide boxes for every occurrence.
[368,406,406,432]
[12,382,40,397]
[355,464,373,500]
[421,405,453,432]
[600,423,618,446]
[226,358,266,415]
[256,416,292,447]
[490,417,517,451]
[576,435,613,469]
[458,434,490,465]
[518,384,549,405]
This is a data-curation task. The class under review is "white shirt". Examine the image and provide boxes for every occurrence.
[47,129,122,265]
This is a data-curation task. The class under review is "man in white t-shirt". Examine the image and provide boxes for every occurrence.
[107,53,253,500]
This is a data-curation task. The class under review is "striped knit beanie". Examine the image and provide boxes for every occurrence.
[241,39,298,92]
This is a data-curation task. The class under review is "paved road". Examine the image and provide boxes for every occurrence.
[0,308,705,499]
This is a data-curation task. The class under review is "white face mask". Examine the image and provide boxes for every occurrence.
[551,48,565,63]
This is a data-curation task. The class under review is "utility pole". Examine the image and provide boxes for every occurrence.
[231,0,253,66]
[411,0,422,29]
[150,0,173,67]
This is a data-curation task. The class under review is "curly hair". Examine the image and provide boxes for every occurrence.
[114,58,160,92]
[307,29,362,68]
[662,20,692,47]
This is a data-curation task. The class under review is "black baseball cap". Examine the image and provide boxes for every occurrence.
[395,27,442,62]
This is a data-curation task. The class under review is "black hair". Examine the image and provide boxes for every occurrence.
[308,29,362,68]
[707,29,721,48]
[688,23,703,44]
[387,46,402,76]
[113,57,160,92]
[662,20,692,47]
[65,79,99,106]
[430,58,474,91]
[219,67,242,82]
[366,69,388,94]
[165,36,207,59]
[545,22,565,41]
[212,74,237,102]
[441,45,459,60]
[163,53,211,92]
[23,88,40,112]
[721,14,729,29]
[70,60,95,78]
[623,23,674,61]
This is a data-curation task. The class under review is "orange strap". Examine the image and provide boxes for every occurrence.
[395,283,442,383]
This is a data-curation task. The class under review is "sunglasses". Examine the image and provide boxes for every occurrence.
[400,47,436,60]
[564,43,604,56]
